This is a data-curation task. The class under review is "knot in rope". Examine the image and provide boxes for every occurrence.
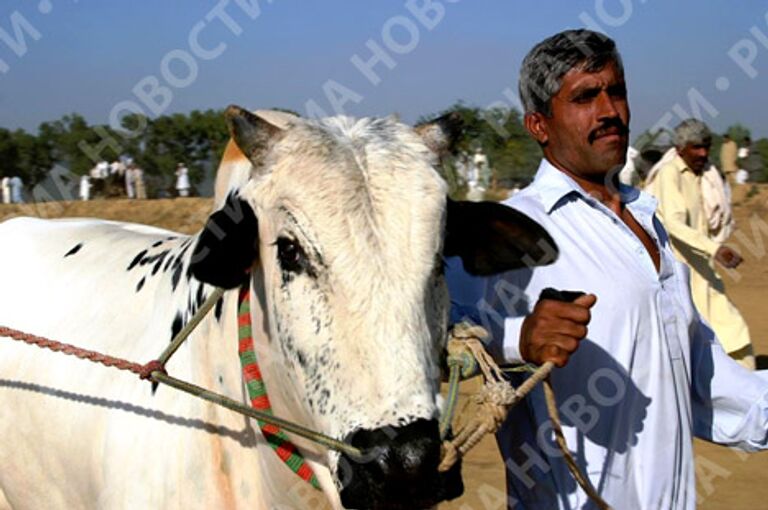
[476,381,516,408]
[139,360,167,381]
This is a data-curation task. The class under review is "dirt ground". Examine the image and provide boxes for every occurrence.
[1,186,767,509]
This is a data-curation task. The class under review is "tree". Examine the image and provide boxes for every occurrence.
[0,128,19,177]
[12,129,54,187]
[39,114,120,176]
[726,123,751,144]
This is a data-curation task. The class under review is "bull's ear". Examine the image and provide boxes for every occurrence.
[414,112,463,156]
[444,199,558,275]
[225,105,285,168]
[190,194,259,289]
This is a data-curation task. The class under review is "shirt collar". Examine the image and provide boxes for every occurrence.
[670,150,693,174]
[533,158,658,219]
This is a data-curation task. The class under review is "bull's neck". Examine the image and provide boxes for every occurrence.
[158,241,339,509]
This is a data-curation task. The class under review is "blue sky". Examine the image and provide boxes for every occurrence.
[1,0,768,140]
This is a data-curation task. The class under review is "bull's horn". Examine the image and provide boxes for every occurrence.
[225,105,285,167]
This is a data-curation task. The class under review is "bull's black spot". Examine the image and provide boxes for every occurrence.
[177,244,190,261]
[171,313,184,340]
[136,277,145,292]
[171,260,184,291]
[296,350,307,368]
[152,240,164,248]
[140,253,164,266]
[317,389,331,415]
[127,250,147,271]
[152,256,165,275]
[64,243,83,258]
[195,284,205,309]
[163,255,175,272]
[214,297,224,322]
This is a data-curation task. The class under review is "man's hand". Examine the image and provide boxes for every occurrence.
[519,293,597,367]
[715,245,743,269]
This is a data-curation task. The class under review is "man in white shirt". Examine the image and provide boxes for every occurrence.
[449,29,768,509]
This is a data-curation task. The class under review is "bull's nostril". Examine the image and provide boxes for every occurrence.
[344,418,440,478]
[339,418,455,509]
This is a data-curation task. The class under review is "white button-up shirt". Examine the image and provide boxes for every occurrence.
[447,159,768,509]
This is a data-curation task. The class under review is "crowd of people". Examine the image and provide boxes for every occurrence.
[77,159,191,201]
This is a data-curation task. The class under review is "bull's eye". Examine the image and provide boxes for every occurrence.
[276,237,306,274]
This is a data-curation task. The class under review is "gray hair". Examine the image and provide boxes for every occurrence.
[674,119,712,147]
[519,29,624,116]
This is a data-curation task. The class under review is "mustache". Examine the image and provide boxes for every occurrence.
[588,119,628,144]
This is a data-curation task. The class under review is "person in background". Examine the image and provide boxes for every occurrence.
[0,176,10,204]
[96,160,109,179]
[720,133,738,186]
[9,176,23,204]
[175,162,191,197]
[645,119,755,369]
[133,164,147,200]
[125,164,136,199]
[79,175,91,201]
[738,136,762,184]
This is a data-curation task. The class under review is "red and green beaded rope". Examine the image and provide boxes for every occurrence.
[237,285,320,489]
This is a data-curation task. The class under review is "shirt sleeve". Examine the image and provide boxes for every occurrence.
[691,316,768,451]
[655,164,721,257]
[480,273,533,364]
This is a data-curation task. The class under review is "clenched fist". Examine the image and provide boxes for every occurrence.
[519,293,597,367]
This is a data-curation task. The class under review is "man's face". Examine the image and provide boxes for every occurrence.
[678,142,711,174]
[526,61,630,180]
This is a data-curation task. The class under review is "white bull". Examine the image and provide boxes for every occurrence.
[0,107,555,509]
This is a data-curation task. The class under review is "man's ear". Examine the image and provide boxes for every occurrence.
[444,198,558,275]
[190,193,259,289]
[524,112,549,145]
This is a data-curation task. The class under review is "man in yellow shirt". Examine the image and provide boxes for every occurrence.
[646,119,754,369]
[720,133,739,186]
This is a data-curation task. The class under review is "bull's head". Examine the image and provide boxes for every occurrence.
[190,106,556,509]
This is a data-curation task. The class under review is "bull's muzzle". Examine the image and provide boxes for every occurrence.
[337,418,463,510]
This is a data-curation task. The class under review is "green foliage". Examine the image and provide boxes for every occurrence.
[37,114,121,176]
[11,129,54,187]
[0,129,19,177]
[0,127,54,187]
[726,123,751,144]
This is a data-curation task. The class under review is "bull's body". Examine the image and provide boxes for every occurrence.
[0,217,332,509]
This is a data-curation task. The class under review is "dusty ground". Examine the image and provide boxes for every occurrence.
[1,186,767,509]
